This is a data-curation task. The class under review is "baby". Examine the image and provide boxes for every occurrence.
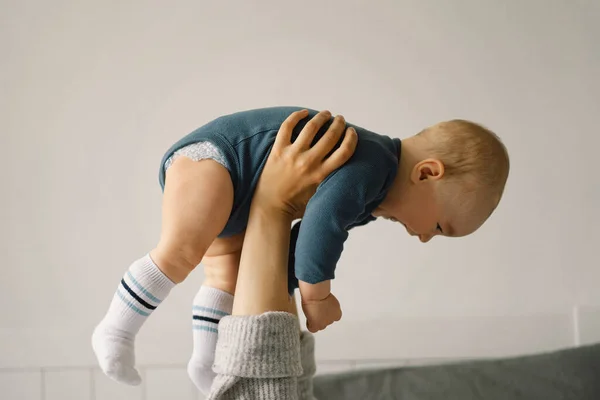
[92,107,509,392]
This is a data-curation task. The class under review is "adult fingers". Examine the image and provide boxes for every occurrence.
[320,127,357,178]
[293,110,332,150]
[273,109,309,151]
[309,115,346,160]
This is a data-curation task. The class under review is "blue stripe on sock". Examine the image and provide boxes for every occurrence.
[192,305,229,317]
[116,289,150,317]
[126,271,162,304]
[193,325,218,333]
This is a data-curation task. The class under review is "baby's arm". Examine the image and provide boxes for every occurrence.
[299,280,331,301]
[294,191,352,333]
[294,162,381,332]
[299,280,343,333]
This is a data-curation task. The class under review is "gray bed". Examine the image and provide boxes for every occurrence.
[313,343,600,399]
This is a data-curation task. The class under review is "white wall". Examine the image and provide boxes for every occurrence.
[2,0,600,398]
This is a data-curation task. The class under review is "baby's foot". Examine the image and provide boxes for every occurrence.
[92,323,142,385]
[187,359,216,394]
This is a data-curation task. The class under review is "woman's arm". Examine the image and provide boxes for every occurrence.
[233,109,354,316]
[230,203,294,315]
[207,109,356,399]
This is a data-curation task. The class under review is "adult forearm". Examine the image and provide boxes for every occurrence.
[232,203,294,316]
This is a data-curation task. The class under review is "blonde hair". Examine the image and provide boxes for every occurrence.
[418,119,510,217]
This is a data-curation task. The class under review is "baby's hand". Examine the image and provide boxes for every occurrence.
[301,293,342,333]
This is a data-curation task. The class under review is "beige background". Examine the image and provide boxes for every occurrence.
[1,0,599,399]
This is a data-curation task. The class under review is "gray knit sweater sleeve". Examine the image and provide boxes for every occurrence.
[297,331,318,400]
[208,312,309,400]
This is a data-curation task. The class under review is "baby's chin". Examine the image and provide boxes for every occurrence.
[398,221,416,236]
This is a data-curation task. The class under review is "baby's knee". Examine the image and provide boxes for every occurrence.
[150,244,204,283]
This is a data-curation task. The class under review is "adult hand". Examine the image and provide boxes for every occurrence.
[253,109,358,218]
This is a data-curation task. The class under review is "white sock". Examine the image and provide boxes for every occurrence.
[92,254,175,385]
[187,286,234,394]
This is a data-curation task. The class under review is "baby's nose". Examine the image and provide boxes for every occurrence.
[419,234,432,243]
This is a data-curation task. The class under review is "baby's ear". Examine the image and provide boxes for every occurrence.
[412,159,445,182]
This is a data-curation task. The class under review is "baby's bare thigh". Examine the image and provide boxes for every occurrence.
[153,157,234,282]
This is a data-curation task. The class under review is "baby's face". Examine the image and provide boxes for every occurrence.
[374,183,446,243]
[375,183,487,243]
[394,192,446,243]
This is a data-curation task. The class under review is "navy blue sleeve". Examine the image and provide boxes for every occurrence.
[293,160,390,285]
[287,221,302,294]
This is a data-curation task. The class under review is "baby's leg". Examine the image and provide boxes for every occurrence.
[92,157,234,385]
[187,244,242,394]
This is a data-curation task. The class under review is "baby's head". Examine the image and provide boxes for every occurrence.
[375,119,509,242]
